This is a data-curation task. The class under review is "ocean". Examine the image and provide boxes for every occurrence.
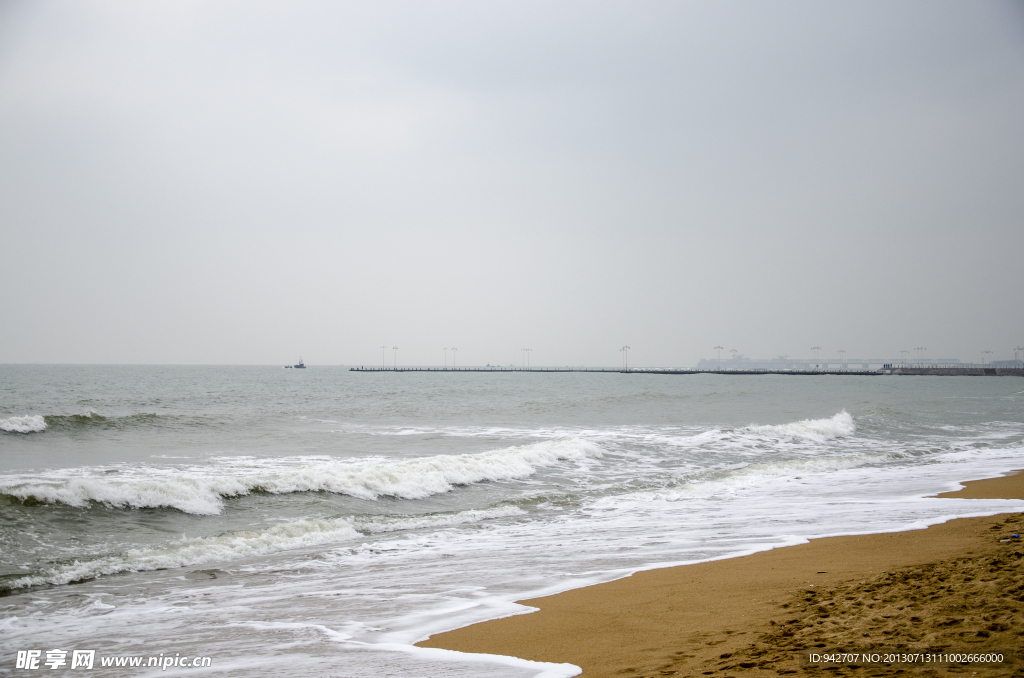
[2,365,1023,677]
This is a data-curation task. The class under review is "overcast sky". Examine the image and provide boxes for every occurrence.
[1,0,1022,366]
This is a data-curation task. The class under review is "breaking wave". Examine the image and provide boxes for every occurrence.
[44,412,166,430]
[1,506,525,591]
[743,410,855,441]
[0,415,47,434]
[626,453,882,502]
[0,437,603,515]
[633,411,857,453]
[0,412,178,434]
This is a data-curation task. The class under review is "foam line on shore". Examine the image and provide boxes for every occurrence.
[417,469,1024,676]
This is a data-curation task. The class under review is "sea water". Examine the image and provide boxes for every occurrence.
[1,366,1023,677]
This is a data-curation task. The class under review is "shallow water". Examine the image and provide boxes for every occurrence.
[2,366,1023,676]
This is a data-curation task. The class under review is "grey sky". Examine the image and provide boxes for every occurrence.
[1,0,1022,366]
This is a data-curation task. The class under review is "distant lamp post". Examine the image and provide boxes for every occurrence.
[982,350,992,366]
[621,345,631,371]
[837,349,846,371]
[811,346,821,370]
[915,346,926,364]
[443,347,448,369]
[714,345,724,370]
[380,345,387,370]
[393,346,398,369]
[1016,346,1024,368]
[899,349,909,366]
[729,349,737,368]
[451,347,457,368]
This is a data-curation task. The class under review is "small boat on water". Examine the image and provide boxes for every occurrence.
[285,358,306,369]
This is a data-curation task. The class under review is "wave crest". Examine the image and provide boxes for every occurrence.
[0,412,174,434]
[45,412,163,430]
[0,437,603,515]
[743,411,855,441]
[0,415,47,434]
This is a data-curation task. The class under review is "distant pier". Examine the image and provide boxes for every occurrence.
[885,366,1023,376]
[350,367,622,373]
[349,366,1023,376]
[349,367,879,375]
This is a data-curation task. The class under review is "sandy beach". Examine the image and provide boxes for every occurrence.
[419,472,1024,677]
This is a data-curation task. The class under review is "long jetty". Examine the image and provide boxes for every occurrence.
[350,367,879,375]
[351,367,623,373]
[349,366,1024,376]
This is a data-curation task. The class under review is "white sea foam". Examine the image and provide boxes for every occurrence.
[622,453,883,502]
[596,411,857,454]
[743,410,855,441]
[5,518,361,589]
[0,472,249,515]
[355,505,525,534]
[4,506,525,590]
[0,437,602,515]
[0,414,47,433]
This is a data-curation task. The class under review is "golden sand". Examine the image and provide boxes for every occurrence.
[418,472,1024,677]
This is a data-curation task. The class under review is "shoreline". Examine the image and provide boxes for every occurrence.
[418,471,1024,676]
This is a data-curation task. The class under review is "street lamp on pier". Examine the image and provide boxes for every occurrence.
[380,345,387,370]
[451,347,457,368]
[714,345,723,370]
[620,346,631,371]
[393,346,398,369]
[811,346,821,370]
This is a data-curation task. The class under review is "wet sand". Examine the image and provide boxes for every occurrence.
[418,472,1024,677]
